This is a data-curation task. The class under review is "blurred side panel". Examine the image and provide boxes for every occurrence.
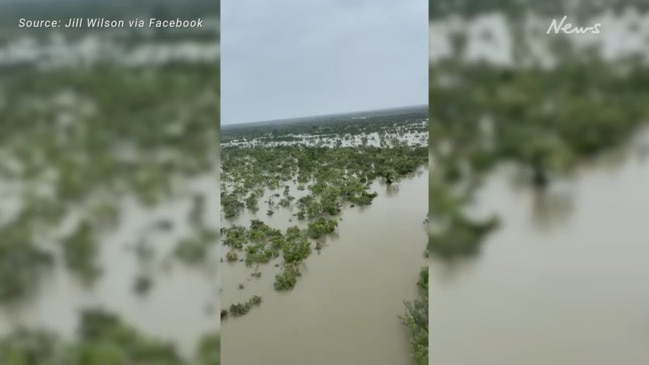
[0,1,220,364]
[429,1,649,364]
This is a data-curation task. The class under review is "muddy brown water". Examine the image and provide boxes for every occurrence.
[0,174,220,358]
[429,133,649,365]
[221,170,427,365]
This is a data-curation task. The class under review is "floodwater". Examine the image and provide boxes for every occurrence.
[0,174,220,357]
[429,131,649,364]
[221,170,428,365]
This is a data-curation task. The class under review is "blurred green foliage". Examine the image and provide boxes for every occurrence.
[0,56,219,365]
[0,309,220,365]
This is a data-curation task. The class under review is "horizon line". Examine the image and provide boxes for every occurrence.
[222,103,427,128]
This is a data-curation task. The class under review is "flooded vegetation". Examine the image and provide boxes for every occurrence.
[429,1,649,364]
[0,309,219,365]
[0,1,220,364]
[400,266,429,365]
[220,107,429,365]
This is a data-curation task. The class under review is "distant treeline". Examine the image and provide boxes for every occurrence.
[222,105,427,142]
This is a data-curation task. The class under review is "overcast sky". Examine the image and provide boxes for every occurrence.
[221,0,427,125]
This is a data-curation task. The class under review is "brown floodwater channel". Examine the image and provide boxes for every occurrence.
[429,131,649,365]
[221,170,428,365]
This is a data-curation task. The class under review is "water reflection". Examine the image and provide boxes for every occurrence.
[429,256,480,285]
[529,187,575,232]
[384,181,400,197]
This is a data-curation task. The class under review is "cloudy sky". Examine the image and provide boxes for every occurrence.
[221,0,428,125]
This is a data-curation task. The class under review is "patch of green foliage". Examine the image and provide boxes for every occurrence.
[227,295,263,317]
[62,220,102,284]
[0,309,220,365]
[196,333,220,365]
[274,263,301,291]
[401,267,428,365]
[173,228,219,265]
[306,218,338,239]
[0,222,53,302]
